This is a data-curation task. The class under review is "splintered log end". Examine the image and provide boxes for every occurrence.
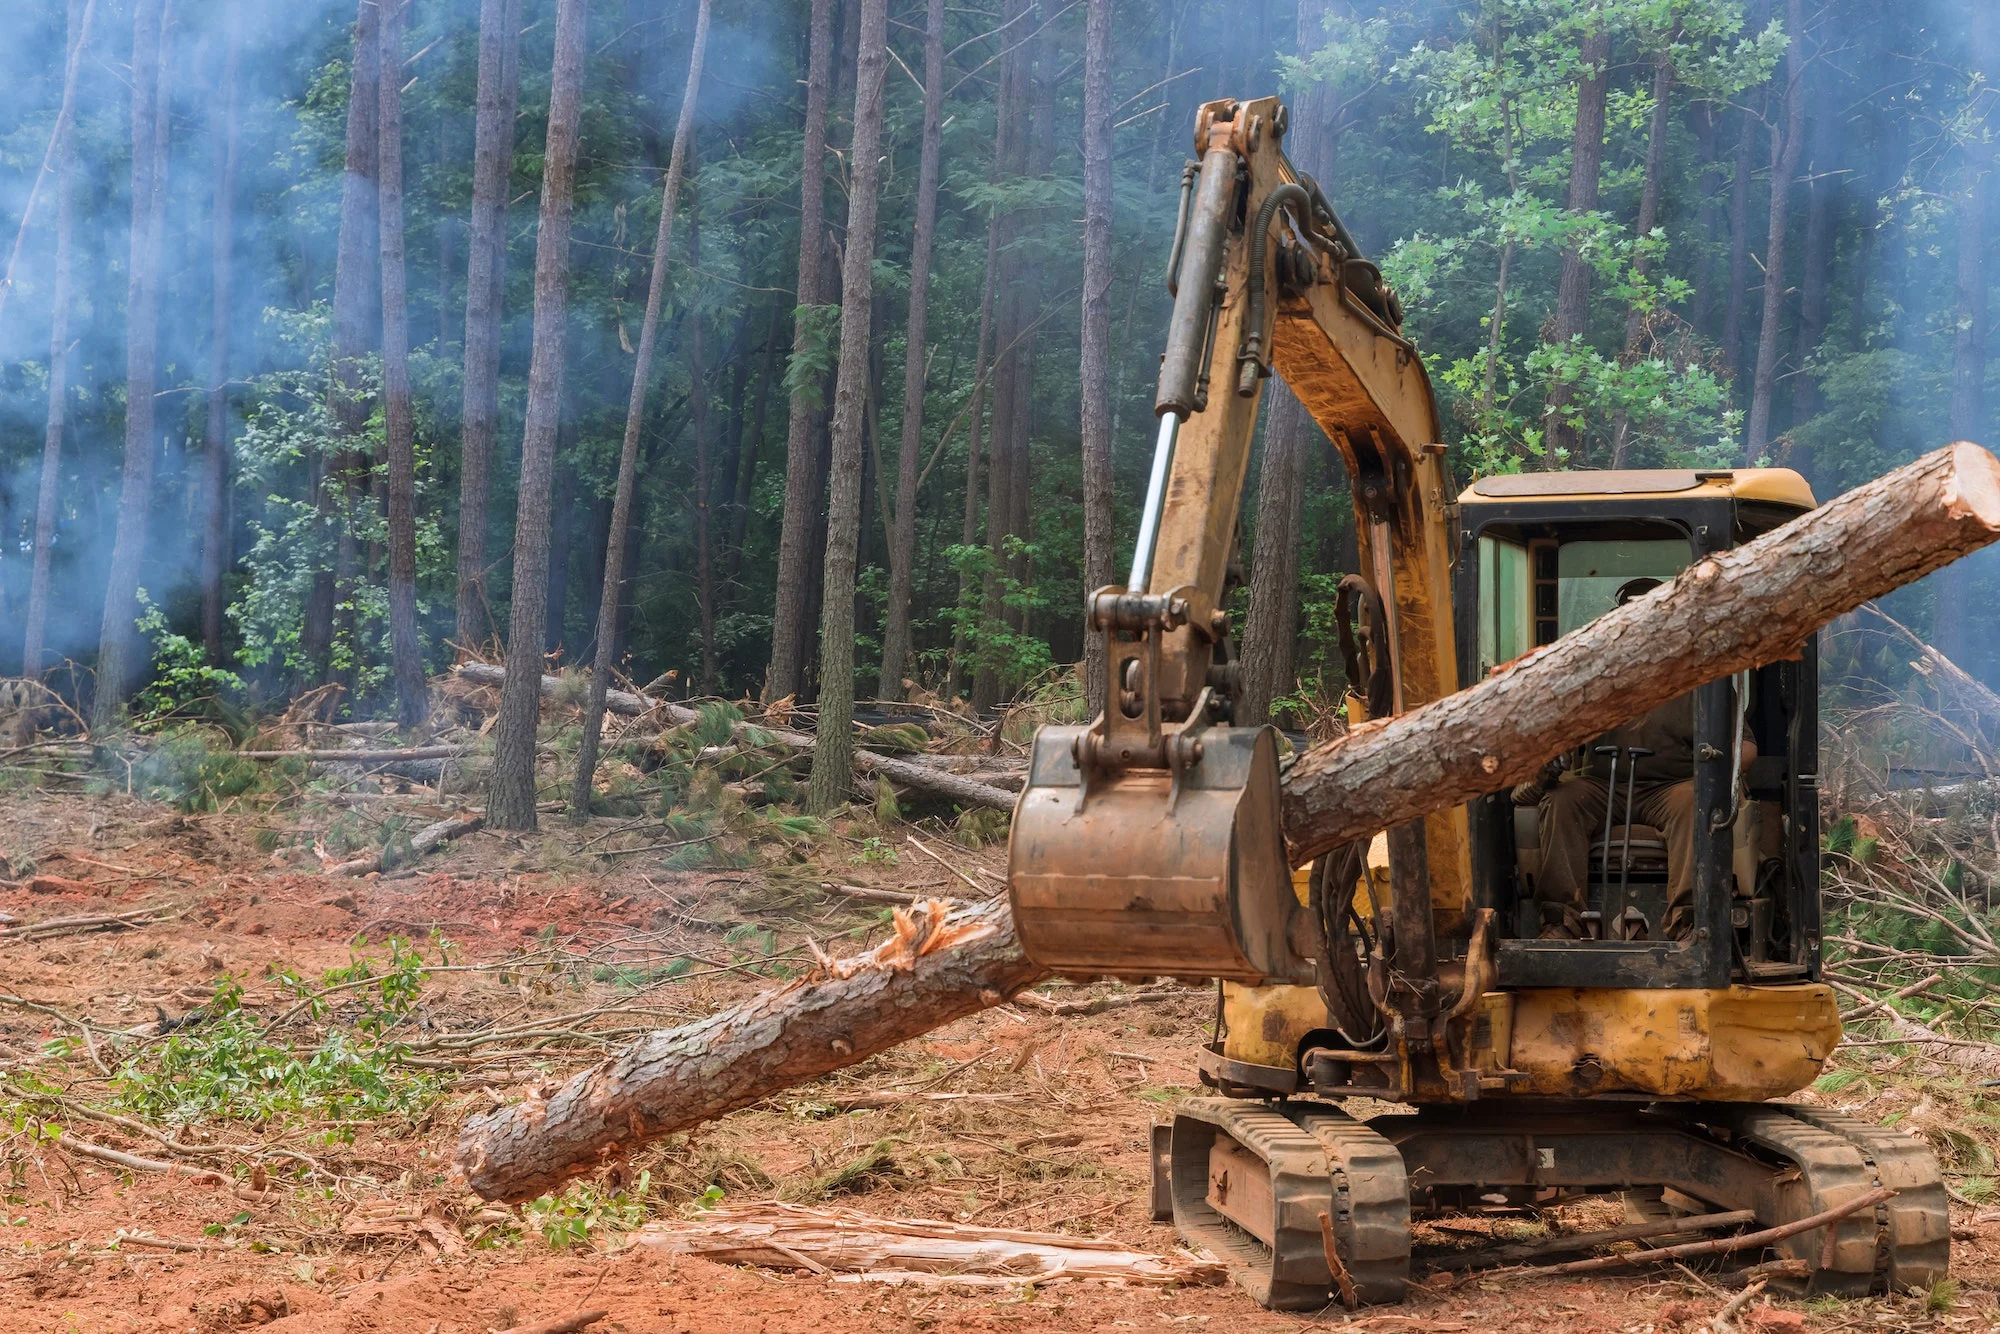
[1947,441,2000,530]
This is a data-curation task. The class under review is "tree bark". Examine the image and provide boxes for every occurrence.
[453,443,2000,1201]
[765,0,837,706]
[321,0,383,693]
[456,0,525,654]
[1745,0,1806,464]
[1691,103,1723,338]
[728,306,781,584]
[488,0,588,832]
[878,0,946,703]
[1543,15,1610,468]
[569,0,709,823]
[378,0,426,728]
[1789,78,1837,475]
[806,0,890,815]
[92,0,171,728]
[1934,6,1994,663]
[199,0,243,663]
[455,898,1044,1202]
[22,0,88,679]
[972,3,1029,714]
[1077,0,1115,718]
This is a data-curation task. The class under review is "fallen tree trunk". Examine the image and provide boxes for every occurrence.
[454,443,2000,1202]
[450,662,1015,812]
[455,898,1043,1200]
[325,813,483,877]
[234,745,468,762]
[1283,442,2000,863]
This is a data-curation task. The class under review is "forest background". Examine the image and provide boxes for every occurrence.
[0,0,1993,824]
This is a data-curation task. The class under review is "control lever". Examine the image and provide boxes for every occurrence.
[1592,745,1620,909]
[1619,747,1655,936]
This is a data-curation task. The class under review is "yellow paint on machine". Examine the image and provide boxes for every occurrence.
[1223,967,1840,1102]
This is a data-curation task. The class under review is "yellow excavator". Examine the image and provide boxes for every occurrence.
[1007,96,1949,1309]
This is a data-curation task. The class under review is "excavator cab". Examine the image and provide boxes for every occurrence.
[1006,94,1948,1310]
[1458,470,1824,991]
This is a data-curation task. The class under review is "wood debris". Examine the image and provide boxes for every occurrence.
[634,1200,1226,1287]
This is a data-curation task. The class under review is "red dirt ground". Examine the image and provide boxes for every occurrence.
[0,788,1987,1333]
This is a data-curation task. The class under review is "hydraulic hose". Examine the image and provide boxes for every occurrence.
[1236,182,1310,396]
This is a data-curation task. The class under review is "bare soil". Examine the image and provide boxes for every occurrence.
[0,786,1988,1333]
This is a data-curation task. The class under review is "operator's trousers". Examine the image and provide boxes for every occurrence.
[1536,777,1696,938]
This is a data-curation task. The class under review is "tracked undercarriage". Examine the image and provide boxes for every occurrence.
[1153,1098,1949,1310]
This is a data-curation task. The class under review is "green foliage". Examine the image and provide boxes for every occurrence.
[131,595,246,723]
[130,729,267,814]
[111,981,439,1130]
[522,1171,653,1249]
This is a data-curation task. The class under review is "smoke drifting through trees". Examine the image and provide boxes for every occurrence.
[0,0,1998,733]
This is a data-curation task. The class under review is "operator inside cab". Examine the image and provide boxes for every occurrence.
[1514,576,1756,940]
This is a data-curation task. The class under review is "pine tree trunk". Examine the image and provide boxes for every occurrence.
[456,0,524,654]
[971,2,1028,714]
[1935,5,1994,663]
[953,208,999,690]
[92,0,170,728]
[729,306,783,582]
[378,0,426,728]
[1746,0,1807,464]
[1691,104,1723,338]
[22,0,89,679]
[1609,49,1674,469]
[488,0,589,832]
[878,0,946,702]
[570,0,710,824]
[324,0,382,688]
[692,208,720,697]
[1240,0,1336,724]
[199,1,243,662]
[806,0,890,815]
[1078,0,1115,718]
[765,0,837,705]
[1723,95,1761,390]
[1543,17,1610,468]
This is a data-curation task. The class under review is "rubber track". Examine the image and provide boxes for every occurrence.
[1167,1099,1410,1309]
[1286,1103,1411,1304]
[1777,1105,1951,1294]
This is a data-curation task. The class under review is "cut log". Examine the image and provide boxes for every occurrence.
[453,444,2000,1203]
[325,813,484,877]
[632,1201,1226,1287]
[233,745,468,762]
[1283,443,2000,864]
[450,662,1016,812]
[454,898,1043,1201]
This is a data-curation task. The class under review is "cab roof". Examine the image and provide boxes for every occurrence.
[1456,467,1815,509]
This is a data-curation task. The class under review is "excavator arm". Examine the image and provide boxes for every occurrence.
[1008,96,1477,1054]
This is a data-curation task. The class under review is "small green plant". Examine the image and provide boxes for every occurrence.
[521,1172,653,1249]
[130,728,265,814]
[112,979,439,1129]
[849,835,898,865]
[1927,1275,1959,1312]
[132,593,246,722]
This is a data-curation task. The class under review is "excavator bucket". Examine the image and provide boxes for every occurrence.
[1007,723,1302,983]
